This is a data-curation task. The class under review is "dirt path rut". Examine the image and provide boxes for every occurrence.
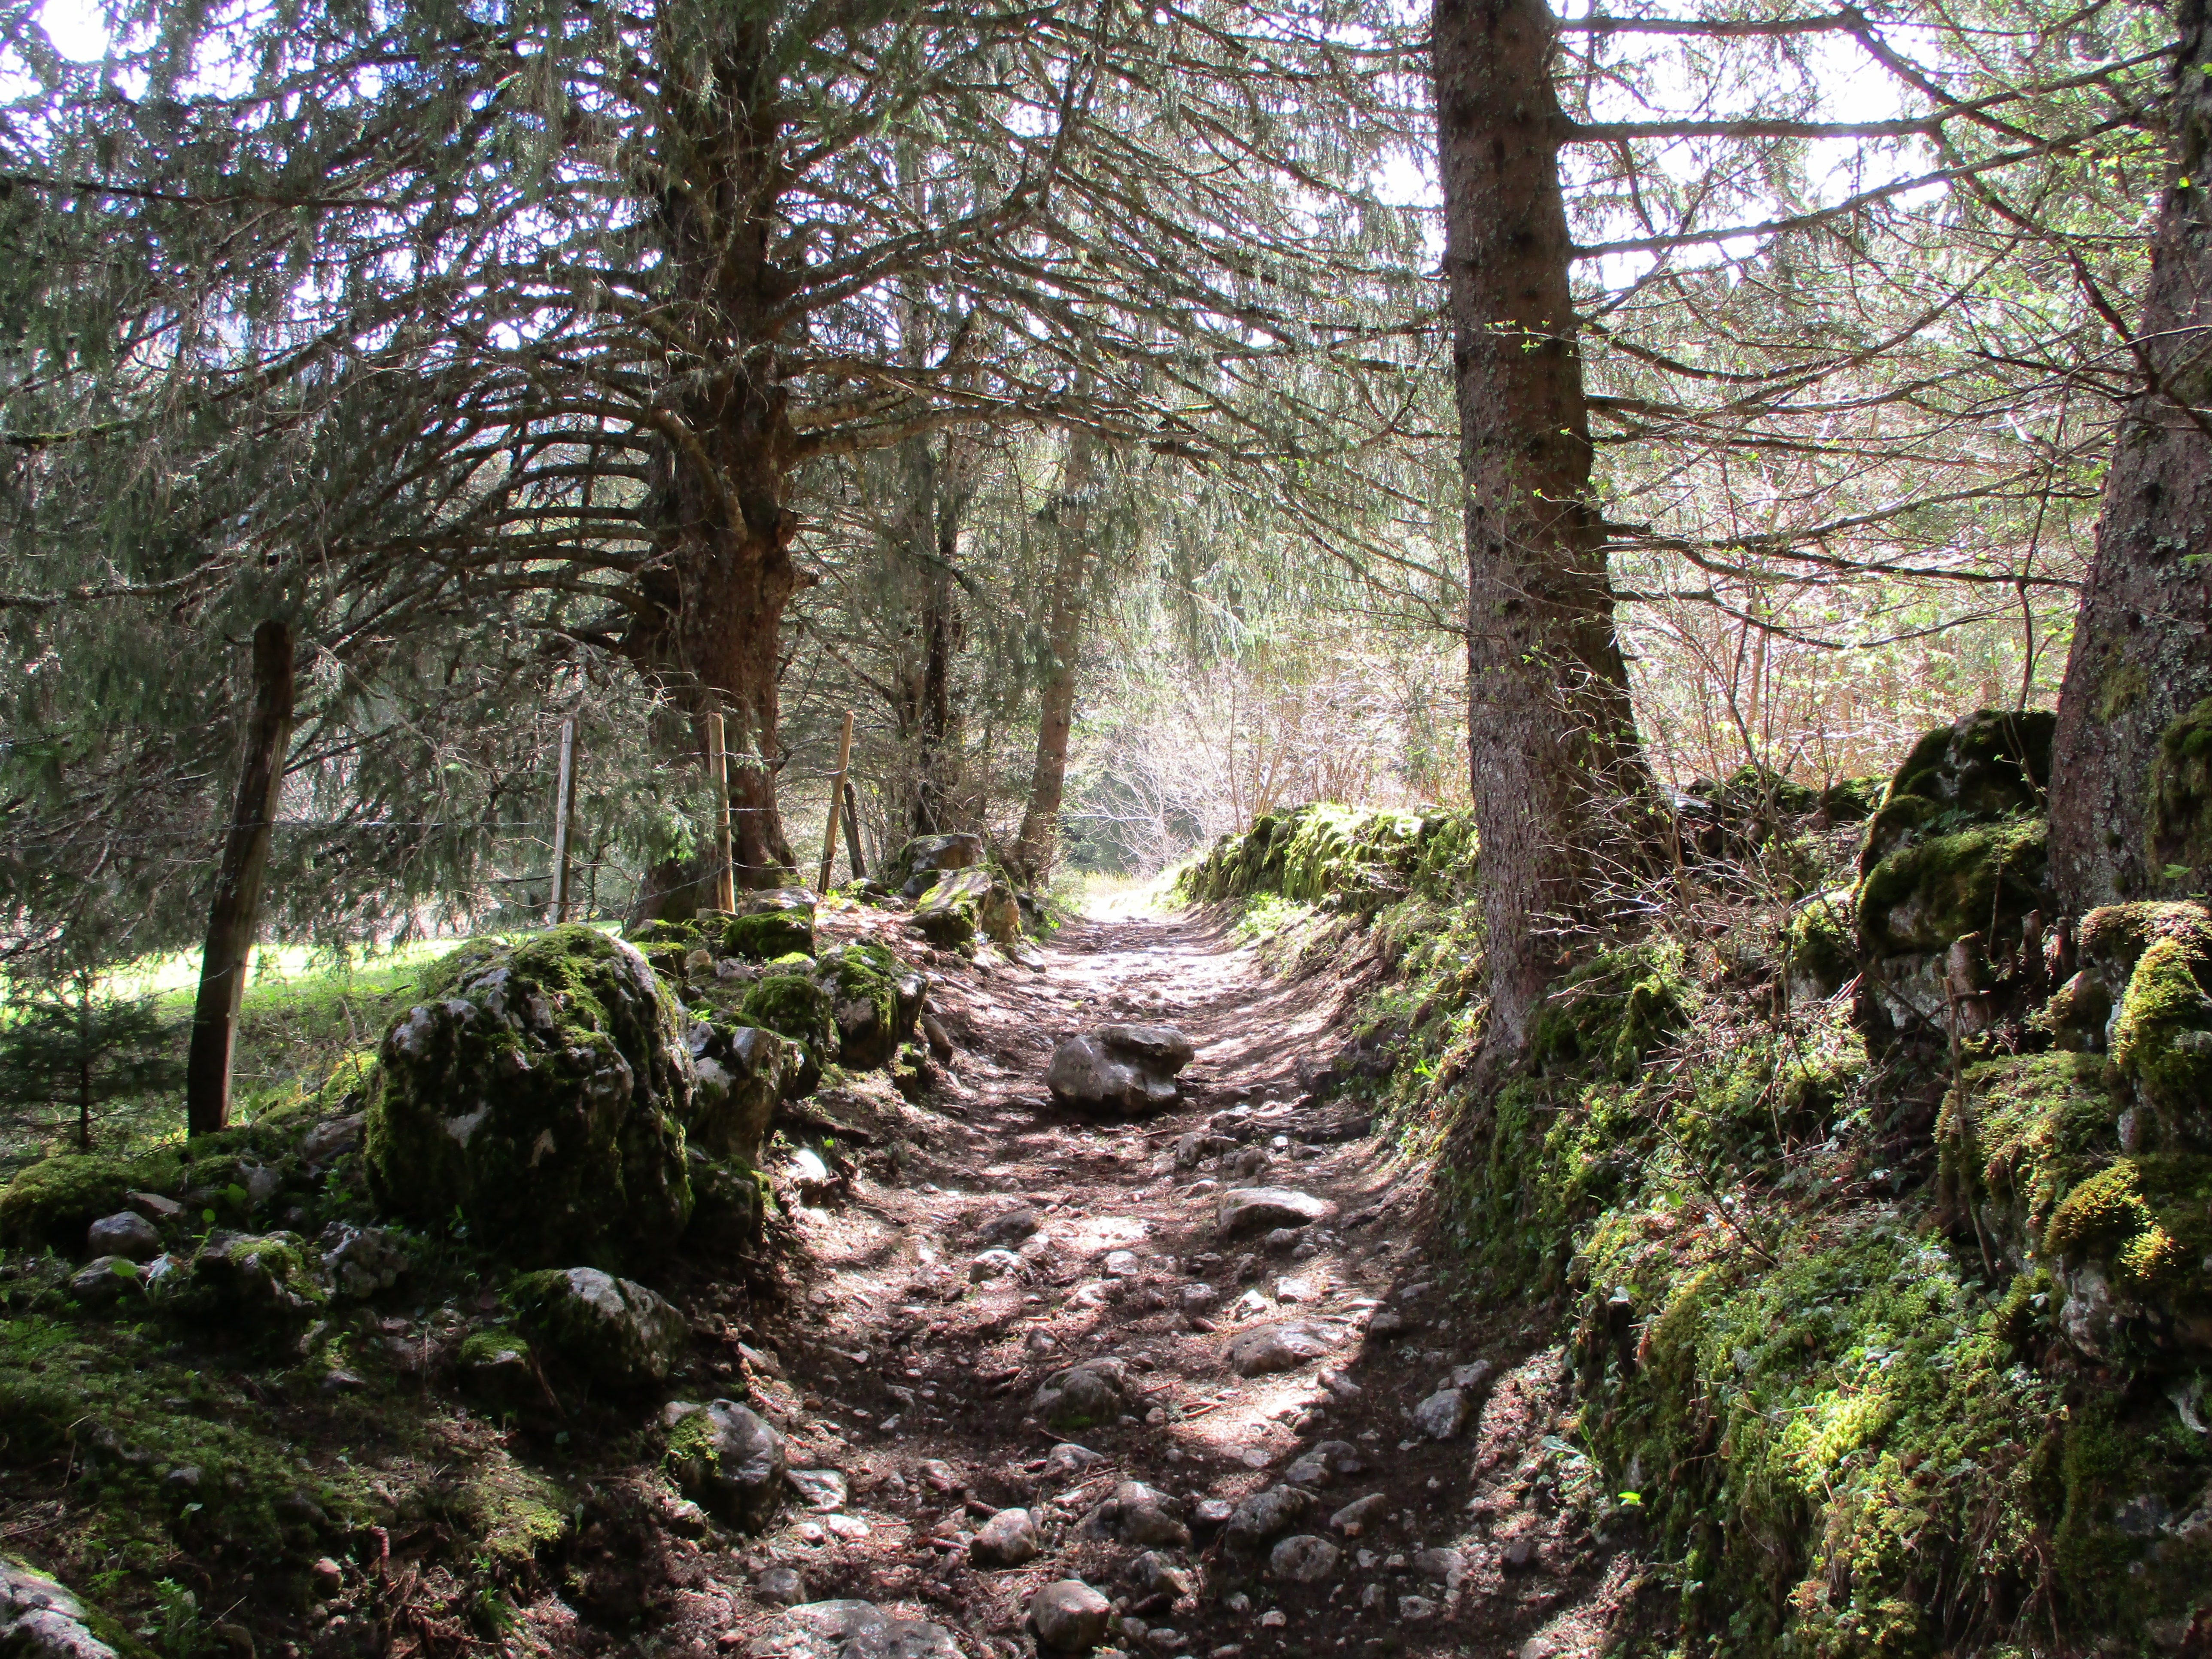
[665,910,1641,1659]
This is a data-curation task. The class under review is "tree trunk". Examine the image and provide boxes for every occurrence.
[2049,0,2212,909]
[185,617,295,1137]
[843,781,867,878]
[1010,428,1099,885]
[1434,0,1652,1055]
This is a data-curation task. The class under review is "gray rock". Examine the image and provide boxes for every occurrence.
[1192,1497,1234,1527]
[1225,1321,1333,1377]
[970,1249,1026,1282]
[1032,1358,1133,1429]
[1112,1480,1191,1548]
[1269,1534,1340,1584]
[0,1559,114,1659]
[1129,1552,1193,1600]
[980,1207,1039,1245]
[319,1223,410,1297]
[1446,1360,1493,1392]
[1398,1596,1438,1623]
[1030,1581,1112,1652]
[1329,1493,1388,1531]
[1283,1441,1363,1486]
[85,1211,161,1263]
[757,1567,807,1607]
[514,1266,687,1390]
[970,1507,1040,1567]
[1214,1188,1334,1239]
[749,1600,960,1659]
[1412,1547,1464,1582]
[1180,1282,1220,1314]
[68,1256,140,1307]
[897,833,985,888]
[125,1191,185,1221]
[666,1399,789,1530]
[915,868,997,947]
[686,1020,792,1164]
[787,1468,848,1513]
[1048,1026,1197,1116]
[1364,1308,1410,1338]
[298,1113,363,1165]
[1043,1443,1103,1476]
[1411,1388,1467,1441]
[1226,1484,1310,1548]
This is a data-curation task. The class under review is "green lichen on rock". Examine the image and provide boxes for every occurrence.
[185,1231,328,1325]
[812,942,918,1070]
[362,924,694,1270]
[1527,942,1691,1083]
[1860,708,2054,867]
[1855,815,2047,957]
[1176,803,1467,909]
[2148,696,2212,887]
[0,1154,158,1252]
[1782,888,1856,1002]
[1939,1051,2115,1264]
[738,973,835,1061]
[454,1459,570,1566]
[510,1265,689,1391]
[2110,933,2212,1141]
[914,867,992,947]
[725,909,814,960]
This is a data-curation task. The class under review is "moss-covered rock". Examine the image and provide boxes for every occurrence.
[2148,696,2212,888]
[665,1398,788,1529]
[684,1153,768,1250]
[184,1231,328,1325]
[1782,888,1856,1003]
[685,1019,790,1163]
[362,925,694,1271]
[1940,1051,2116,1269]
[717,890,817,961]
[1527,942,1691,1083]
[0,1155,161,1253]
[737,973,834,1095]
[1859,707,2054,869]
[1856,816,2047,957]
[914,866,992,947]
[511,1266,689,1391]
[890,832,984,895]
[811,942,921,1070]
[2110,935,2212,1145]
[2044,1155,2212,1359]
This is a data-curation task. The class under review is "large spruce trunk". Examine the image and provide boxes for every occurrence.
[623,19,802,894]
[2048,0,2212,909]
[1009,429,1098,884]
[1433,0,1651,1054]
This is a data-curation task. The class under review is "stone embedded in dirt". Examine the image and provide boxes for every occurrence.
[1226,1484,1311,1548]
[365,928,694,1269]
[1276,1275,1318,1304]
[918,1459,964,1493]
[980,1206,1039,1245]
[1262,1227,1304,1254]
[1398,1596,1438,1623]
[1329,1493,1388,1532]
[1413,1547,1465,1582]
[1045,1443,1104,1476]
[1047,1024,1197,1115]
[1364,1308,1410,1339]
[1447,1360,1494,1391]
[1031,1358,1133,1430]
[1029,1580,1112,1653]
[756,1567,807,1607]
[320,1222,410,1297]
[1225,1320,1334,1377]
[1112,1480,1191,1548]
[1270,1534,1341,1584]
[1411,1388,1468,1441]
[787,1468,848,1513]
[512,1266,687,1390]
[1230,1288,1273,1321]
[686,1020,791,1164]
[665,1400,789,1531]
[914,868,1000,947]
[1500,1536,1540,1573]
[1180,1282,1219,1315]
[970,1249,1025,1283]
[69,1255,139,1307]
[1283,1441,1364,1486]
[1129,1552,1194,1600]
[1103,1249,1143,1278]
[748,1599,960,1659]
[970,1507,1041,1567]
[1192,1497,1234,1528]
[1214,1187,1334,1239]
[86,1210,161,1262]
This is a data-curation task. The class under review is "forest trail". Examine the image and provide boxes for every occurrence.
[680,909,1644,1659]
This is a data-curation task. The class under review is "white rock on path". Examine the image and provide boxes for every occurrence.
[1411,1387,1468,1440]
[1029,1580,1112,1652]
[1225,1320,1334,1377]
[1269,1534,1342,1583]
[1215,1187,1335,1239]
[748,1601,959,1659]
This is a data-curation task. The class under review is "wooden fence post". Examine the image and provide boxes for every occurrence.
[818,711,856,893]
[185,618,296,1138]
[707,710,736,911]
[842,780,867,880]
[549,717,578,923]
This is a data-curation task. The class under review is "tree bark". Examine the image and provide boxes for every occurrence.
[2049,0,2212,909]
[1010,428,1099,885]
[185,617,295,1137]
[1434,0,1652,1056]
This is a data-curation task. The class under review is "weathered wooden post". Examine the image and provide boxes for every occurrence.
[707,710,736,912]
[185,618,296,1137]
[549,717,579,923]
[842,780,867,880]
[818,711,856,893]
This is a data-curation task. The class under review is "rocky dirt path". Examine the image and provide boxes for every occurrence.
[662,909,1643,1659]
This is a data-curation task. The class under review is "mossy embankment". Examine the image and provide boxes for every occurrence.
[1189,741,2212,1657]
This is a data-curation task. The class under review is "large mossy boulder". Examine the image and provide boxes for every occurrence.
[2059,901,2212,1151]
[666,1398,788,1529]
[363,926,694,1270]
[728,890,818,961]
[891,832,984,897]
[738,974,835,1094]
[813,942,924,1070]
[2042,1154,2212,1361]
[512,1265,690,1391]
[1853,711,2057,1044]
[0,1155,162,1253]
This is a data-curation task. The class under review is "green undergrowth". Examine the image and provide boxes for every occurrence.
[1198,793,2212,1656]
[1175,802,1476,910]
